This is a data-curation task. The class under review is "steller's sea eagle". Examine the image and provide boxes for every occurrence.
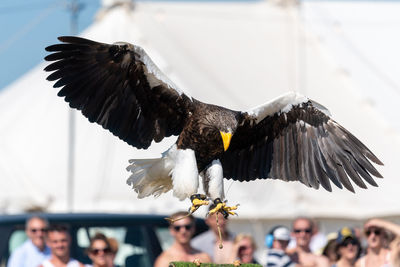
[44,36,383,217]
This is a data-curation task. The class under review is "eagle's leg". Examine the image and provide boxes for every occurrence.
[203,160,239,218]
[166,148,203,223]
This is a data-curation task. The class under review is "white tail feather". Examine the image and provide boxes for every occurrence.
[126,145,200,200]
[126,157,173,198]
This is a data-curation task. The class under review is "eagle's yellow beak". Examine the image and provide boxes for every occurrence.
[220,131,232,151]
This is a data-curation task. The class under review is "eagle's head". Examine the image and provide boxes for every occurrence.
[215,110,239,152]
[197,104,239,152]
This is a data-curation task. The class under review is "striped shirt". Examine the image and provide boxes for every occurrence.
[265,249,295,267]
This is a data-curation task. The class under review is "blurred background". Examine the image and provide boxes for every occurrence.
[0,0,399,263]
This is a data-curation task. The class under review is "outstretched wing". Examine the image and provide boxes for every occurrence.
[221,92,383,192]
[45,36,193,149]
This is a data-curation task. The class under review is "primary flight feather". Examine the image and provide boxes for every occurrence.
[44,36,383,214]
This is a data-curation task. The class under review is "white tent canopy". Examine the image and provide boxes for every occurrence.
[0,0,399,221]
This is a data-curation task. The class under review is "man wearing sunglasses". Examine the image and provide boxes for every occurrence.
[287,217,329,267]
[7,216,51,267]
[154,211,211,267]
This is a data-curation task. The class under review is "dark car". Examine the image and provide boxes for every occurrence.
[0,213,207,267]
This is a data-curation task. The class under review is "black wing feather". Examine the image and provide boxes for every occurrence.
[45,36,193,149]
[221,100,383,192]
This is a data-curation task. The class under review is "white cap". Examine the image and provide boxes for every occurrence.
[273,227,290,241]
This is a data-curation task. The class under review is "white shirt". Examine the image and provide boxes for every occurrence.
[41,258,81,267]
[7,240,51,267]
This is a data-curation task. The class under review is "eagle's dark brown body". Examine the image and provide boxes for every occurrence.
[177,100,240,171]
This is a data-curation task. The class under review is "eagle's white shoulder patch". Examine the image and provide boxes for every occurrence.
[134,45,191,100]
[245,92,308,123]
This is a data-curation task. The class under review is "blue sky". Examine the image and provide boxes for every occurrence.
[0,0,100,90]
[1,0,397,91]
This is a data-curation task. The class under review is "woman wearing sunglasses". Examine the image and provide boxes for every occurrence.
[332,227,361,267]
[86,233,113,267]
[228,233,259,264]
[355,218,400,267]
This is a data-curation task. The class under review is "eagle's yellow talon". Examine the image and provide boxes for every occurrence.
[192,198,209,206]
[208,199,240,218]
[165,194,210,222]
[208,202,224,215]
[225,204,239,211]
[188,194,209,215]
[233,259,241,266]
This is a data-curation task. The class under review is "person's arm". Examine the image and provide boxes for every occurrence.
[365,218,400,236]
[227,241,241,263]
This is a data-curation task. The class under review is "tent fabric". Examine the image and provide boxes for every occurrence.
[0,0,399,219]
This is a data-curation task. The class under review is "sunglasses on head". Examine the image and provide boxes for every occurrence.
[294,228,312,234]
[30,228,47,233]
[173,224,193,232]
[90,247,111,255]
[365,229,381,236]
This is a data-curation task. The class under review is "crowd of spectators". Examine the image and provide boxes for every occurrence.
[7,214,400,267]
[264,217,400,267]
[7,216,119,267]
[154,211,400,267]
